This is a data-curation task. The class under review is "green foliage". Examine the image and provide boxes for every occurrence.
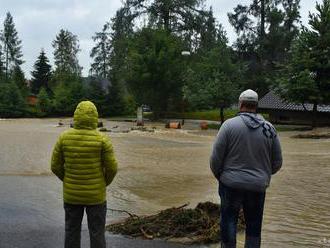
[90,24,111,78]
[184,45,241,111]
[37,87,52,114]
[31,49,52,95]
[228,0,301,94]
[86,79,107,114]
[53,80,87,115]
[278,0,330,106]
[0,12,24,79]
[0,82,26,117]
[52,29,81,78]
[127,0,206,33]
[10,65,28,98]
[126,28,185,117]
[106,80,129,116]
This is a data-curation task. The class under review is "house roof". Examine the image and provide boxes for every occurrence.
[258,91,330,113]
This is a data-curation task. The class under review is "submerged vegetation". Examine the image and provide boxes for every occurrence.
[107,202,245,244]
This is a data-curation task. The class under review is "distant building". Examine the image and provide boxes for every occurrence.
[27,94,38,106]
[258,91,330,125]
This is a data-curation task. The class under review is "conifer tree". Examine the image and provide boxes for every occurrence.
[0,12,24,79]
[52,29,81,78]
[30,49,52,94]
[90,23,111,78]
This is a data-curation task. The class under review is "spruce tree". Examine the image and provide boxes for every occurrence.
[30,49,52,95]
[0,12,24,79]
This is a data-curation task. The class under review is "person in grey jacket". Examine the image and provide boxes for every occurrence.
[210,89,282,248]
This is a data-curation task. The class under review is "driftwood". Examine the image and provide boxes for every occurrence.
[106,202,245,244]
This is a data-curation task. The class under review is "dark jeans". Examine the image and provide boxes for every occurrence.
[219,184,266,248]
[64,202,107,248]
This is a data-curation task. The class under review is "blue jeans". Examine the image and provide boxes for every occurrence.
[219,184,265,248]
[64,202,107,248]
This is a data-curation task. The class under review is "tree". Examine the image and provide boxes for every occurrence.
[52,29,81,78]
[11,65,28,97]
[0,82,26,117]
[126,28,185,117]
[228,0,301,93]
[105,80,127,116]
[87,79,106,115]
[90,23,112,78]
[0,44,4,80]
[53,80,86,115]
[30,49,52,95]
[37,87,52,114]
[183,43,240,123]
[127,0,206,33]
[0,12,24,79]
[108,7,135,92]
[278,0,330,127]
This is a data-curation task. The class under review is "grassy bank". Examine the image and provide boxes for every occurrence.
[145,109,238,122]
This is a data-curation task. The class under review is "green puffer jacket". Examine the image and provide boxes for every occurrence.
[51,101,117,205]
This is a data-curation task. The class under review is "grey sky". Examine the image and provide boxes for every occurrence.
[0,0,319,79]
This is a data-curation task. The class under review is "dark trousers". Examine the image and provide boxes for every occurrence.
[219,184,266,248]
[64,202,107,248]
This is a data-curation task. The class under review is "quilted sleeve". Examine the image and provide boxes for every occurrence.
[51,135,65,181]
[102,135,118,186]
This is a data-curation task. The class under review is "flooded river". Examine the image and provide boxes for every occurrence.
[0,119,329,247]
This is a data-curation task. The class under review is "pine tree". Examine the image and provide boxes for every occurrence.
[30,49,52,95]
[90,23,112,78]
[52,29,81,78]
[0,12,24,79]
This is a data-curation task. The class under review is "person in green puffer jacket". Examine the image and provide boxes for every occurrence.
[51,101,117,248]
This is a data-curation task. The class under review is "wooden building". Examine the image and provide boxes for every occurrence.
[258,91,330,125]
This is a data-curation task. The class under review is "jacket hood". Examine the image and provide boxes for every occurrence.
[238,112,265,129]
[73,101,98,130]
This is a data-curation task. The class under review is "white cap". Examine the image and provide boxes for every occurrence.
[239,89,258,102]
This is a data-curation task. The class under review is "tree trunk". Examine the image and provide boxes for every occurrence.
[312,103,318,129]
[220,107,225,126]
[5,43,9,80]
[260,0,265,40]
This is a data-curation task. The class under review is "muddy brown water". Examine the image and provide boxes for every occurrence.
[0,119,329,247]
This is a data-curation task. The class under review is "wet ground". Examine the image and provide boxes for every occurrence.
[0,118,329,247]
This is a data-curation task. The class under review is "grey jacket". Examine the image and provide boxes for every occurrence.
[210,112,282,192]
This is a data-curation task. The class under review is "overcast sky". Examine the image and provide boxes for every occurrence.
[0,0,319,79]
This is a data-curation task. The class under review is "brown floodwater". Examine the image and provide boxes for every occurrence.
[0,118,329,247]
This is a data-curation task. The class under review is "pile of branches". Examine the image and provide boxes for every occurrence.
[106,202,245,244]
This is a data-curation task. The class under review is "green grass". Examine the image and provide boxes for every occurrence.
[160,109,238,122]
[145,109,269,122]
